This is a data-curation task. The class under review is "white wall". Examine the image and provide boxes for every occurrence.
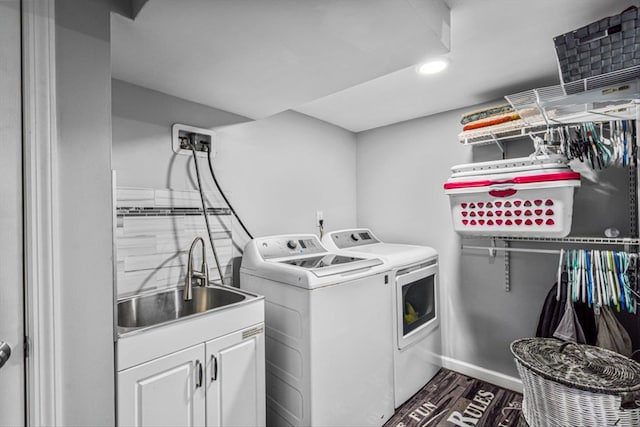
[55,0,114,424]
[212,110,359,239]
[112,80,358,262]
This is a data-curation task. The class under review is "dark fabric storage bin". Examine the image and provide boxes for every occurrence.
[553,6,640,94]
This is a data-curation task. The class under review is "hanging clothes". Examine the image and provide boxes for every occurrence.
[572,300,597,345]
[553,294,587,343]
[536,272,597,345]
[536,280,564,338]
[595,306,633,357]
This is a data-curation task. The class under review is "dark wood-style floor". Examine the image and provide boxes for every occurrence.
[385,369,527,427]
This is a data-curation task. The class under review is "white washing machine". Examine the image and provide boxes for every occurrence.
[240,234,394,427]
[322,228,440,408]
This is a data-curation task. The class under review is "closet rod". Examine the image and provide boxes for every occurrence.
[462,244,560,255]
[489,236,640,245]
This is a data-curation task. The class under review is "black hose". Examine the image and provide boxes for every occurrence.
[206,147,254,240]
[190,144,226,285]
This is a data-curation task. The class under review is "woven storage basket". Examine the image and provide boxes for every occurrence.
[553,6,640,94]
[511,338,640,427]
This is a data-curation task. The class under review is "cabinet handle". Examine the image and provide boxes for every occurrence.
[195,360,203,388]
[211,355,218,381]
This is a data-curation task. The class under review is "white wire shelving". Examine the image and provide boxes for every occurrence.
[458,77,640,147]
[491,236,640,245]
[462,236,640,257]
[458,124,548,148]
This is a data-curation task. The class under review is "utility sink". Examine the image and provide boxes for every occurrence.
[118,286,248,333]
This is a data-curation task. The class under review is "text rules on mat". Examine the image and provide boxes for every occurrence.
[385,369,526,427]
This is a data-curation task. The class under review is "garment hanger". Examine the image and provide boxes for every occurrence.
[578,249,585,303]
[586,250,593,307]
[556,248,564,301]
[617,251,625,310]
[594,250,603,306]
[599,250,609,306]
[614,252,626,312]
[571,249,581,302]
[602,251,616,309]
[592,249,600,314]
[567,249,574,302]
[572,249,578,303]
[580,249,586,303]
[594,250,602,305]
[613,251,622,311]
[596,250,604,307]
[607,251,620,312]
[599,250,608,305]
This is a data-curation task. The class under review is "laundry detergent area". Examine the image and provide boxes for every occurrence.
[26,1,640,426]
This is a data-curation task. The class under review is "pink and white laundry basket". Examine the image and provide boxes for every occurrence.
[444,156,581,237]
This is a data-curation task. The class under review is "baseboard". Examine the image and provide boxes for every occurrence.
[440,356,523,393]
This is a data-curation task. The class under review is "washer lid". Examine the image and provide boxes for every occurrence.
[341,243,437,268]
[278,254,383,277]
[322,229,437,268]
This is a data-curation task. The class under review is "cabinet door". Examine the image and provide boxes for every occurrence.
[118,344,206,427]
[205,324,265,427]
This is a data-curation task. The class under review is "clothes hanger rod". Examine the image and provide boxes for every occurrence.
[462,244,560,255]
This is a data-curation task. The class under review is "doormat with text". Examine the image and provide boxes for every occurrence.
[384,368,527,427]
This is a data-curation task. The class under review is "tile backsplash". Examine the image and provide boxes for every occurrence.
[115,186,233,299]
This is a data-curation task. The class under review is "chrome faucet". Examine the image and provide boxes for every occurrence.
[184,237,209,301]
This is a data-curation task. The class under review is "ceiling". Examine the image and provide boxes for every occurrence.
[112,0,635,133]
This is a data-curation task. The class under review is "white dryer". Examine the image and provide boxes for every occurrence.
[240,234,394,427]
[322,228,440,408]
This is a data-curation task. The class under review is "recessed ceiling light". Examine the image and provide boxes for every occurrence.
[417,58,449,75]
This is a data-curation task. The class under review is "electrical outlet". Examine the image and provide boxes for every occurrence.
[316,211,323,224]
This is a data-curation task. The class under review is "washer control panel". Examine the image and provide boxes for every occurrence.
[257,235,326,259]
[330,229,380,249]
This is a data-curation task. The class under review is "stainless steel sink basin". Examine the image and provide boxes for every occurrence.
[118,286,247,331]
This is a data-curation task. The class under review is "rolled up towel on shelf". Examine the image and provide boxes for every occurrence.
[460,103,514,125]
[462,112,521,131]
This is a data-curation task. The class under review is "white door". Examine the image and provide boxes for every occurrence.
[117,344,206,427]
[0,0,25,425]
[205,325,265,427]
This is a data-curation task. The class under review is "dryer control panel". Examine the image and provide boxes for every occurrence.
[330,229,380,249]
[256,235,327,259]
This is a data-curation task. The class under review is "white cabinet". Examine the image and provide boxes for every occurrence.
[118,344,206,427]
[117,323,265,427]
[205,327,265,427]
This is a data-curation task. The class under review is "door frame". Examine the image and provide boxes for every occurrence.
[22,0,61,425]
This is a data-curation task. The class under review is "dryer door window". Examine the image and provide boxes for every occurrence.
[396,262,438,349]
